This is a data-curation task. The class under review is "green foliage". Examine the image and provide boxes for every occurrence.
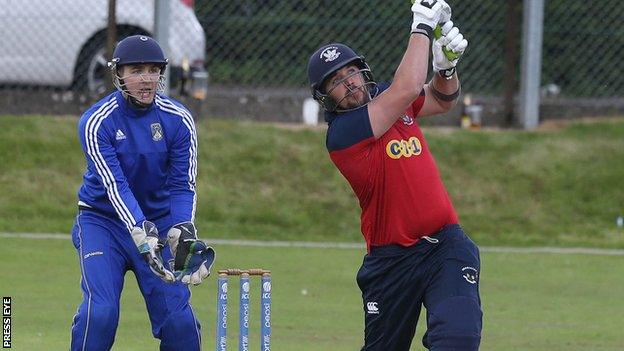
[0,115,623,248]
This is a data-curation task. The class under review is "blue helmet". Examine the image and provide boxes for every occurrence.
[307,43,375,112]
[110,35,168,69]
[109,35,168,106]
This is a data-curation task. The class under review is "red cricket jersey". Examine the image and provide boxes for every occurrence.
[325,83,458,251]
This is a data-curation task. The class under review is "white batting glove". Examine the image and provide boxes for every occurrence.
[411,0,452,37]
[432,21,468,76]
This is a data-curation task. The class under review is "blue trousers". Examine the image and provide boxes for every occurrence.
[69,210,201,351]
[357,224,482,351]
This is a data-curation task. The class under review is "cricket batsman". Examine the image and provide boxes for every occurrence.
[70,35,214,350]
[306,0,482,349]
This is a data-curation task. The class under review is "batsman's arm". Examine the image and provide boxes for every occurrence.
[368,0,451,138]
[419,71,461,115]
[419,21,468,116]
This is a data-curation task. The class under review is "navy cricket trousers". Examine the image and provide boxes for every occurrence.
[357,224,482,351]
[69,210,202,351]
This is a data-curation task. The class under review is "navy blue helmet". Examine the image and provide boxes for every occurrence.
[307,43,375,112]
[108,35,168,105]
[110,35,168,70]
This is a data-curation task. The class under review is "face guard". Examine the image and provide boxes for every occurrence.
[321,66,377,112]
[108,35,168,107]
[108,59,166,107]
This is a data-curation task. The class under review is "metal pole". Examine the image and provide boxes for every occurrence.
[503,0,518,127]
[106,0,117,92]
[154,0,170,95]
[518,0,545,130]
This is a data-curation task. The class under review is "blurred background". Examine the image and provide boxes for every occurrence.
[1,0,623,127]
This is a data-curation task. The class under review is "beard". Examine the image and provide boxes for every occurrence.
[339,87,370,110]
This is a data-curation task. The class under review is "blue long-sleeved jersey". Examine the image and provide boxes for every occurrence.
[77,91,197,232]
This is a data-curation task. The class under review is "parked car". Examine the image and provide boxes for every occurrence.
[0,0,208,99]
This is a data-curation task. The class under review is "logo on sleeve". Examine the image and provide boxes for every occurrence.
[115,129,126,140]
[386,137,422,159]
[151,123,163,141]
[401,115,414,125]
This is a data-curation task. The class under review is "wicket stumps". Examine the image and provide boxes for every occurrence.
[216,269,271,351]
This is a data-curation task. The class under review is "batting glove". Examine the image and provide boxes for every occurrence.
[411,0,452,37]
[432,21,468,77]
[131,220,175,283]
[167,222,216,285]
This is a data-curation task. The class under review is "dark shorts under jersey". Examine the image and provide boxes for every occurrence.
[356,224,482,351]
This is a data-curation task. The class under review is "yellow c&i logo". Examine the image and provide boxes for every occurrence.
[386,137,422,159]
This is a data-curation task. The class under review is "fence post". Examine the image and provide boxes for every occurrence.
[518,0,545,130]
[503,0,519,127]
[154,0,170,95]
[106,0,117,92]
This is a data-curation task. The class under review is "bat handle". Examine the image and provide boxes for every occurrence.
[433,23,460,61]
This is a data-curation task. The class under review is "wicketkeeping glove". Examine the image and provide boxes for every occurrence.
[167,222,215,285]
[131,220,175,283]
[432,21,468,75]
[411,0,452,37]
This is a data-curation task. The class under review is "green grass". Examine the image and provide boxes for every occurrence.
[0,115,623,247]
[1,115,623,349]
[2,237,623,350]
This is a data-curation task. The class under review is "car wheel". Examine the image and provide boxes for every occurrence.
[73,32,108,96]
[85,46,109,96]
[74,30,146,96]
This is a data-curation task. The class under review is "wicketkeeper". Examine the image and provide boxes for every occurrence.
[70,35,214,351]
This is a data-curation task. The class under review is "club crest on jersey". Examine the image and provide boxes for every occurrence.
[151,123,163,141]
[401,115,414,125]
[386,137,422,159]
[320,46,341,62]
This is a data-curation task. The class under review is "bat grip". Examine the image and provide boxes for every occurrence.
[433,22,459,61]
